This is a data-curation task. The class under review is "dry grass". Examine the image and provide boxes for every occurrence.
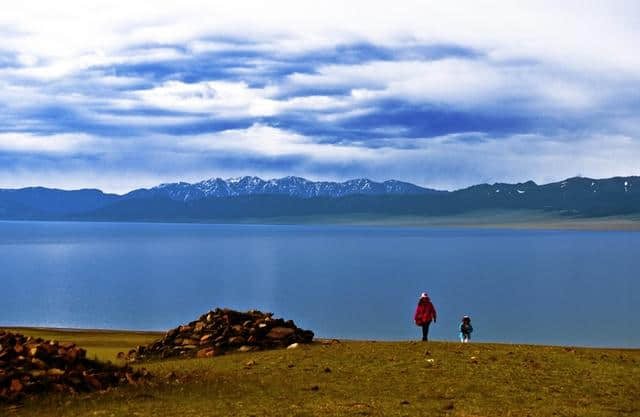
[4,328,640,417]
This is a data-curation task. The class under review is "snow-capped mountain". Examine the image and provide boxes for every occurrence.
[125,176,442,201]
[2,175,639,221]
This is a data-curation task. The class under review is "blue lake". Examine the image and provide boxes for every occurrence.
[0,221,638,348]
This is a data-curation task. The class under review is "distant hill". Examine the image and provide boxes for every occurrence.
[0,187,120,218]
[1,175,639,221]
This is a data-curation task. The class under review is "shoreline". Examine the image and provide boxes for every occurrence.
[1,325,165,336]
[2,215,640,231]
[4,326,638,351]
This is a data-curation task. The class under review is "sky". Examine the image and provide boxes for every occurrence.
[1,1,639,193]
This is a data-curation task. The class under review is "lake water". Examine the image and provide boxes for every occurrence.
[1,221,638,348]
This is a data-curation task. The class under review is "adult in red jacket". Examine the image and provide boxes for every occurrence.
[414,292,437,341]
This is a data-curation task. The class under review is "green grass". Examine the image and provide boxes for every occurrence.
[6,327,162,364]
[5,328,640,416]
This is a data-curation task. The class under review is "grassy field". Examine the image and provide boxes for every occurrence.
[4,327,640,417]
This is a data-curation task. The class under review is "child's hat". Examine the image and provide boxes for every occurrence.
[420,292,429,299]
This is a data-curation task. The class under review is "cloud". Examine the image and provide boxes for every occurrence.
[2,125,640,194]
[0,0,638,190]
[286,58,607,114]
[0,132,96,154]
[134,81,281,117]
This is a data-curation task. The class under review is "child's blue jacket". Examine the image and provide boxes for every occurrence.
[459,322,473,336]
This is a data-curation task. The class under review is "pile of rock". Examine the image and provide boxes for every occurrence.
[0,330,148,402]
[128,308,314,361]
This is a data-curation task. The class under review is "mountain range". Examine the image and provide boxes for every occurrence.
[0,175,639,222]
[124,176,441,201]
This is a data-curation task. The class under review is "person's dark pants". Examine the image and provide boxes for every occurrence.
[421,320,432,341]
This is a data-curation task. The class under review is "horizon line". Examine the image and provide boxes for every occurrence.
[1,174,638,196]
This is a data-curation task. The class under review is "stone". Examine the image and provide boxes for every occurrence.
[267,327,295,340]
[10,379,23,393]
[196,348,218,358]
[64,348,79,362]
[287,343,300,350]
[300,330,315,342]
[83,373,102,390]
[228,336,246,346]
[31,358,47,369]
[29,370,46,378]
[47,368,65,377]
[125,372,137,384]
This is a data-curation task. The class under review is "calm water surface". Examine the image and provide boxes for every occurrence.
[1,221,638,347]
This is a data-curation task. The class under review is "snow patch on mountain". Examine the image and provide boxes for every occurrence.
[127,176,442,201]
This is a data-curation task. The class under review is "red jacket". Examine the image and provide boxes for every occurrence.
[414,299,437,325]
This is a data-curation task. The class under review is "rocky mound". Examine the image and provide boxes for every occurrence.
[128,308,314,361]
[0,330,149,403]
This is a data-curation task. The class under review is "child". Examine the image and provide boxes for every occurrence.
[459,315,473,343]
